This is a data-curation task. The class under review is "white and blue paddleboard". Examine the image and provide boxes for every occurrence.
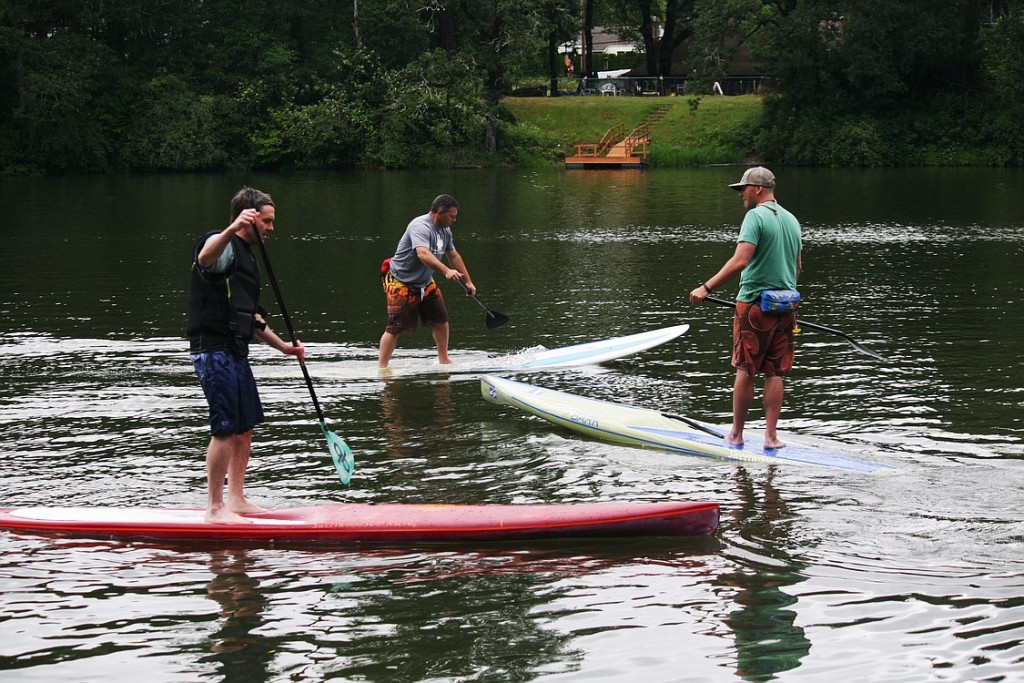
[481,375,893,474]
[507,324,689,369]
[269,325,691,380]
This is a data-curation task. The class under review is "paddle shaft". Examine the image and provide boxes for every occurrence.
[250,226,326,423]
[464,287,491,314]
[458,279,493,313]
[703,294,884,361]
[662,412,727,440]
[457,279,509,328]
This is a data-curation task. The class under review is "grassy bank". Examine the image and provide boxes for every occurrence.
[502,94,764,167]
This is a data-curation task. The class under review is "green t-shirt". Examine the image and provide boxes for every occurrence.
[736,201,802,303]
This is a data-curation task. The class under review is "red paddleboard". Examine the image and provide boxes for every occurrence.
[0,502,719,545]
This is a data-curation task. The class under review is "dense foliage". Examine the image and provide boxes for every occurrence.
[1,0,1023,173]
[0,0,561,173]
[736,0,1024,165]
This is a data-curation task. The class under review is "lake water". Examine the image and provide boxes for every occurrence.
[1,167,1023,682]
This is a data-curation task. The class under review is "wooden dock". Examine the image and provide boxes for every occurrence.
[564,123,650,169]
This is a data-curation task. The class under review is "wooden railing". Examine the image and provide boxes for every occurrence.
[622,124,650,158]
[574,123,624,158]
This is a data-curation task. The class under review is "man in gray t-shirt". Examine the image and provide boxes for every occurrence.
[378,194,476,368]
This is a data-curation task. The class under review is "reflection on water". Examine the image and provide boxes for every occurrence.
[2,168,1024,682]
[203,550,272,682]
[380,376,457,459]
[334,552,579,680]
[723,467,809,681]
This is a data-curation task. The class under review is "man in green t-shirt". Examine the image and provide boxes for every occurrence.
[689,167,803,449]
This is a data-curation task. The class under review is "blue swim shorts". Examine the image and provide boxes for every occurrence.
[191,350,265,436]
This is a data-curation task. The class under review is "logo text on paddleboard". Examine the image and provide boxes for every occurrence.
[570,414,598,428]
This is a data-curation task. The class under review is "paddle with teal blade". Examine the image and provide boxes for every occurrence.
[250,226,355,484]
[321,421,355,485]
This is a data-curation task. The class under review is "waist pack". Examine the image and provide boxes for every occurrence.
[758,289,801,314]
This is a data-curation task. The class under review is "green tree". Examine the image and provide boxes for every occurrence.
[980,0,1024,163]
[581,0,596,76]
[738,0,994,164]
[542,1,579,97]
[600,0,696,83]
[6,28,118,172]
[120,72,231,171]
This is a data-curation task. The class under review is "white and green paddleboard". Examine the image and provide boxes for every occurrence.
[481,375,893,474]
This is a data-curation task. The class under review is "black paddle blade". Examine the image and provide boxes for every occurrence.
[462,283,509,329]
[485,309,510,329]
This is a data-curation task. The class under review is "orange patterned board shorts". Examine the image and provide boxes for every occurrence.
[732,301,796,377]
[383,271,448,334]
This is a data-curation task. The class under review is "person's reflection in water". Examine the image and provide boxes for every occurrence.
[723,465,811,681]
[380,376,455,462]
[202,549,272,681]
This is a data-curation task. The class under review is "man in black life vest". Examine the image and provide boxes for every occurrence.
[187,187,305,524]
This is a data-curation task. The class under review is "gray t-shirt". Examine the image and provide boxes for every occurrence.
[388,213,454,288]
[204,240,235,274]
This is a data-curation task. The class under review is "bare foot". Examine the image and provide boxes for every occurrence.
[205,508,253,525]
[763,438,786,450]
[227,498,267,515]
[725,430,744,448]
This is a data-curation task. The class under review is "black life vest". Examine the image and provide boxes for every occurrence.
[186,233,260,352]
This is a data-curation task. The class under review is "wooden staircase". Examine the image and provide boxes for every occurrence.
[645,104,672,125]
[564,122,650,169]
